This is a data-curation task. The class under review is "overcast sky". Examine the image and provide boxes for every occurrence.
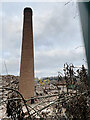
[1,2,87,78]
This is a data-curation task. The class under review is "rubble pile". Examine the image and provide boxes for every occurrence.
[0,64,90,119]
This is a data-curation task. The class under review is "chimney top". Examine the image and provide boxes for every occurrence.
[24,7,32,15]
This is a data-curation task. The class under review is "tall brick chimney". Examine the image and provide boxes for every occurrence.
[19,7,34,99]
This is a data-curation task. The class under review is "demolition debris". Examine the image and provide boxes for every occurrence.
[0,64,90,119]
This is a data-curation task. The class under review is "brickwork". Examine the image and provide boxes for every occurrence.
[19,8,34,99]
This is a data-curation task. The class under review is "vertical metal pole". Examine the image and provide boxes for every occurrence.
[78,2,90,87]
[88,2,90,87]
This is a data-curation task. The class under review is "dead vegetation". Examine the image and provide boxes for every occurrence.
[0,64,90,120]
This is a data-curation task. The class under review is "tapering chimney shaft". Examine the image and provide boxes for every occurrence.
[19,8,34,99]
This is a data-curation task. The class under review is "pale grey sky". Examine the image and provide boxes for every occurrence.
[1,2,87,78]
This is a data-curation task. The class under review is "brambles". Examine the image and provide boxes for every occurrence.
[6,95,24,120]
[63,63,90,120]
